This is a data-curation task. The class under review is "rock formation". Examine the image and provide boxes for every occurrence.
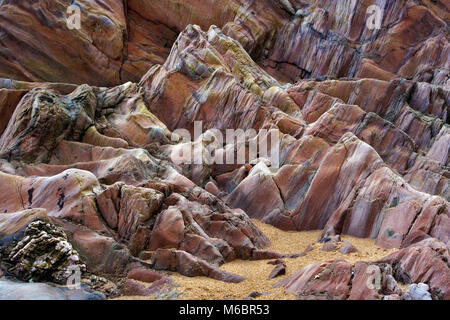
[2,220,86,284]
[273,260,403,300]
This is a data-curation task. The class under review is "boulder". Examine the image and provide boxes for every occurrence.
[403,283,432,300]
[275,260,403,300]
[340,240,359,255]
[151,249,246,283]
[148,208,185,251]
[127,269,165,284]
[274,261,353,300]
[267,263,286,280]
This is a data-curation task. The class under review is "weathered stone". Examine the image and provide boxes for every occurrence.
[403,283,432,300]
[274,260,353,300]
[348,262,402,300]
[340,240,358,255]
[127,268,166,284]
[0,0,448,300]
[322,242,338,252]
[379,238,450,300]
[148,208,184,251]
[0,279,104,300]
[2,221,86,284]
[151,249,246,283]
[120,278,173,297]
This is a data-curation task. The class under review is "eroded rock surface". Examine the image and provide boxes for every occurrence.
[0,0,448,300]
[0,279,104,300]
[1,220,86,284]
[274,260,402,300]
[1,1,448,87]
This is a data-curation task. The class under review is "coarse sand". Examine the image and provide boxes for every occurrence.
[114,220,398,300]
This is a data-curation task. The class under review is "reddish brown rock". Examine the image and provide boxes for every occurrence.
[0,169,105,232]
[65,224,130,276]
[118,186,164,242]
[0,209,48,239]
[322,242,338,252]
[274,260,353,300]
[0,89,26,137]
[348,262,402,300]
[127,269,165,284]
[96,183,122,229]
[267,259,285,266]
[303,245,314,253]
[250,250,284,261]
[401,231,432,249]
[340,240,359,255]
[1,1,446,88]
[151,249,246,283]
[179,234,224,266]
[266,1,448,85]
[275,260,402,300]
[120,278,172,297]
[205,181,221,197]
[0,0,448,299]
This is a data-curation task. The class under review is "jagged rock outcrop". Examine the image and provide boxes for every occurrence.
[276,237,450,300]
[0,0,448,299]
[151,248,246,283]
[378,238,450,300]
[0,68,270,285]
